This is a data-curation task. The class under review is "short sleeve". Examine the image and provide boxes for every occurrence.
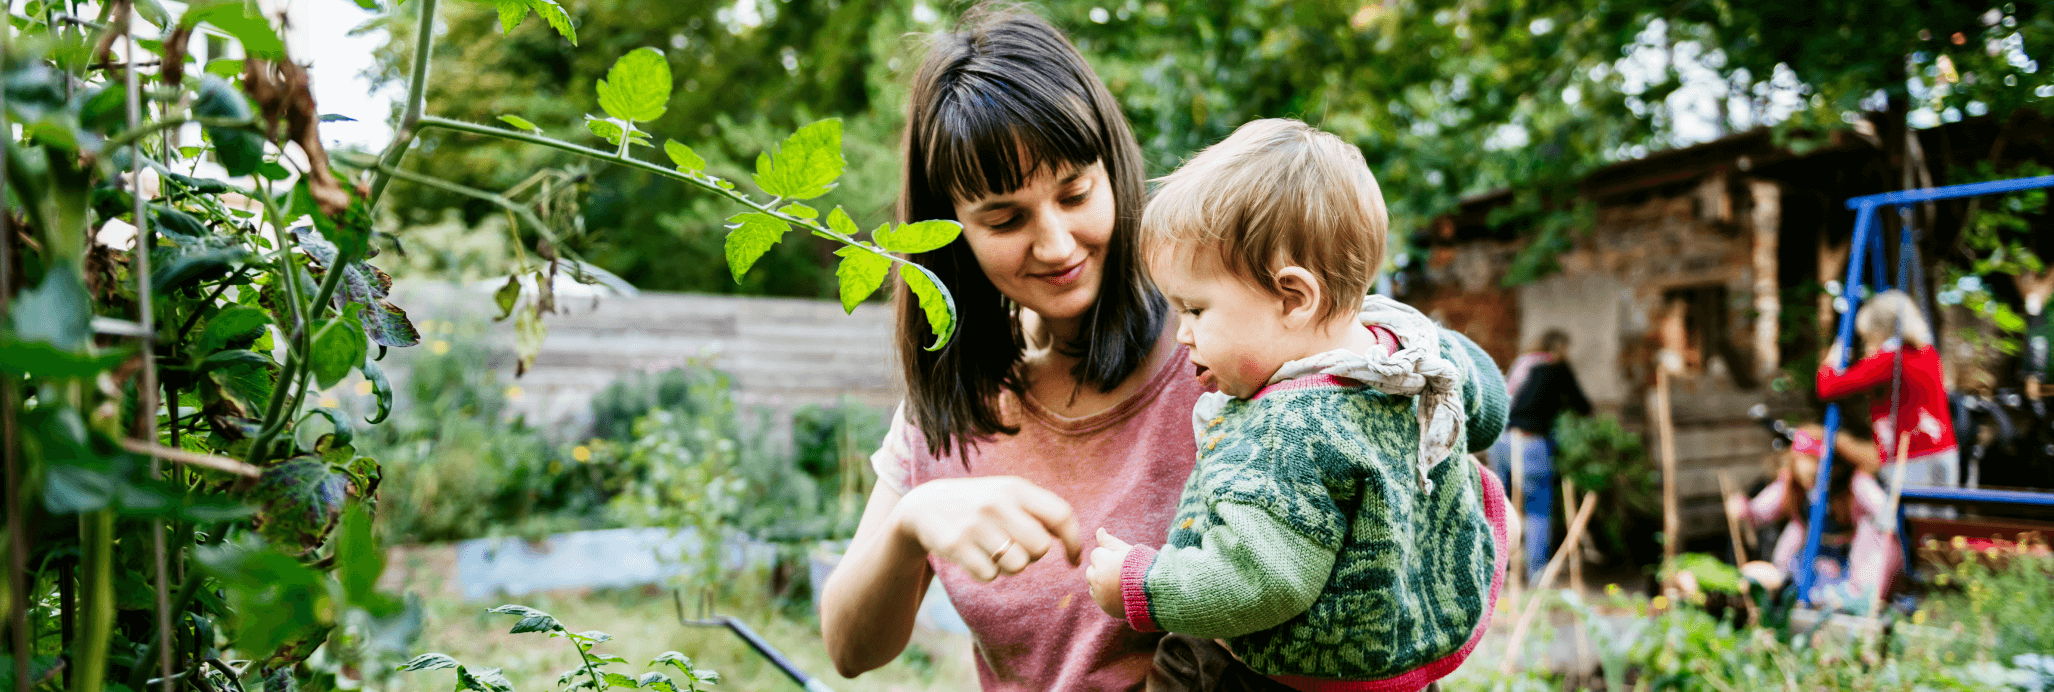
[868,403,918,495]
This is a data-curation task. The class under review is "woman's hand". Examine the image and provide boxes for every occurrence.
[1086,528,1133,618]
[893,475,1083,582]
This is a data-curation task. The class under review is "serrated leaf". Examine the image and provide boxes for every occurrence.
[527,0,576,44]
[493,0,528,35]
[664,140,704,174]
[487,605,551,618]
[508,615,558,634]
[250,458,347,555]
[585,116,625,146]
[874,219,962,254]
[601,673,638,688]
[826,206,860,238]
[723,213,789,282]
[596,48,671,124]
[498,115,541,134]
[834,245,890,314]
[650,652,690,669]
[455,665,514,692]
[309,306,368,389]
[185,0,285,59]
[397,653,460,672]
[635,672,676,692]
[777,203,817,219]
[513,306,546,377]
[590,652,624,662]
[195,305,271,356]
[493,275,521,321]
[902,265,957,351]
[752,119,843,200]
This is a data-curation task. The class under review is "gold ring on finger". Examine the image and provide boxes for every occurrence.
[990,538,1017,563]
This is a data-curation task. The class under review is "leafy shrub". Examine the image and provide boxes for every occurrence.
[1553,412,1662,564]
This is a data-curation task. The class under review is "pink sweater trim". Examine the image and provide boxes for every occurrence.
[1253,374,1358,399]
[1266,460,1512,692]
[1121,544,1162,632]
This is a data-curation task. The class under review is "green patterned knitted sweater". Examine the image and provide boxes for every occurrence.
[1118,337,1500,683]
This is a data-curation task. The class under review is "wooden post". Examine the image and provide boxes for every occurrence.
[1655,351,1682,563]
[1869,431,1914,619]
[1562,479,1583,596]
[1509,430,1527,594]
[1717,471,1748,565]
[1499,492,1600,677]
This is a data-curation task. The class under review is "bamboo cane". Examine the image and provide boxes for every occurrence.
[1499,491,1599,677]
[1868,431,1913,619]
[1656,361,1680,562]
[1509,431,1527,594]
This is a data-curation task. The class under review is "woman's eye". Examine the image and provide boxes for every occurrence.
[988,214,1023,230]
[1061,190,1089,206]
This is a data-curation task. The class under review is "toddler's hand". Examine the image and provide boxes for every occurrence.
[1085,528,1133,619]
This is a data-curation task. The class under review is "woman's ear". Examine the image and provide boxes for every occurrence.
[1273,266,1324,328]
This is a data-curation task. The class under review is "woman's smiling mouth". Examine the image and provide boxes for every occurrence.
[1035,260,1087,286]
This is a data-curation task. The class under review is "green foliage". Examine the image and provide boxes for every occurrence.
[1917,546,2054,664]
[1937,162,2053,357]
[1552,412,1661,562]
[402,606,721,692]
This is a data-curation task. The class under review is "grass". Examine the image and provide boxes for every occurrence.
[377,551,979,692]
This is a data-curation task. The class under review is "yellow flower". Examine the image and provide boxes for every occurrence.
[572,445,592,463]
[505,386,524,401]
[431,340,451,355]
[1651,595,1670,611]
[1952,535,1969,550]
[355,380,374,395]
[1911,610,1927,625]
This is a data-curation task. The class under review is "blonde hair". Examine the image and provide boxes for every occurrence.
[1140,118,1388,323]
[1856,290,1933,350]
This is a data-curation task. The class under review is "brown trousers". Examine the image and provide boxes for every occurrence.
[1144,633,1441,692]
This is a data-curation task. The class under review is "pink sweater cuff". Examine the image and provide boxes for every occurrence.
[1120,544,1161,632]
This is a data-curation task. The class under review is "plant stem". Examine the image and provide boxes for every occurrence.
[248,260,348,463]
[125,569,207,691]
[571,635,606,692]
[364,0,440,208]
[68,511,113,692]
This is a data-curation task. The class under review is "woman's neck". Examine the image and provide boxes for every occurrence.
[1021,309,1084,356]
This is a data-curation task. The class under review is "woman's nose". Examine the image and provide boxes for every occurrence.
[1030,209,1077,265]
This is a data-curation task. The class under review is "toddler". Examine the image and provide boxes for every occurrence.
[1084,119,1508,692]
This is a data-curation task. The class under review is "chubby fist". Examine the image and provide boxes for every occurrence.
[1085,528,1134,619]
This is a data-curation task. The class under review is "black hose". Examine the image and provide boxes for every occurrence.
[676,616,832,691]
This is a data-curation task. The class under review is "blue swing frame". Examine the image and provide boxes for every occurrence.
[1794,174,2054,606]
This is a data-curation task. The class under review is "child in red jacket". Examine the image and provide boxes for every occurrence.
[1816,290,1959,489]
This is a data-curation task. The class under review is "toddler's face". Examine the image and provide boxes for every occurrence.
[1147,248,1288,398]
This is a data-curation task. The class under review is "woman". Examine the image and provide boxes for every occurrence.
[818,9,1507,689]
[1489,329,1590,580]
[818,11,1197,689]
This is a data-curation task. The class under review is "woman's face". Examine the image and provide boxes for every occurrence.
[951,160,1114,326]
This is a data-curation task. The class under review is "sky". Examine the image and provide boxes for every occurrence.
[285,0,398,151]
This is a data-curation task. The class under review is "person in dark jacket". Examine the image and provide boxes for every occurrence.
[1489,329,1592,579]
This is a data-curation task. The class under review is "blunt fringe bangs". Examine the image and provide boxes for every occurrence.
[893,7,1166,458]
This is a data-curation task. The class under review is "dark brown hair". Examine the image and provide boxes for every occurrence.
[892,7,1165,457]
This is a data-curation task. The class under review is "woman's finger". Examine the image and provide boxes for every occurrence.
[1015,483,1084,564]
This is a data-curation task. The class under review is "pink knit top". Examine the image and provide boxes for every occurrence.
[870,339,1205,691]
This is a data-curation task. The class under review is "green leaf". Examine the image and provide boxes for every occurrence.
[208,361,276,416]
[398,654,461,673]
[153,245,252,293]
[833,245,890,315]
[309,306,369,390]
[508,615,558,634]
[8,264,91,350]
[199,349,271,371]
[336,503,383,605]
[294,176,373,260]
[0,339,130,378]
[196,305,272,356]
[602,673,638,688]
[249,458,348,555]
[777,203,817,219]
[585,115,626,146]
[491,0,576,44]
[302,407,355,448]
[902,265,958,351]
[151,206,210,240]
[455,666,515,692]
[723,212,789,282]
[193,77,263,176]
[204,58,244,79]
[183,0,285,59]
[498,114,541,134]
[635,672,676,692]
[595,48,671,124]
[826,206,860,238]
[256,160,291,181]
[577,633,618,646]
[664,140,704,174]
[360,356,393,425]
[752,119,843,200]
[874,219,962,254]
[493,275,522,321]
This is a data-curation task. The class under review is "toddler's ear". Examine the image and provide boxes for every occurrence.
[1273,266,1324,327]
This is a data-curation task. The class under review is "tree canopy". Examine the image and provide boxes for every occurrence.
[372,0,2051,294]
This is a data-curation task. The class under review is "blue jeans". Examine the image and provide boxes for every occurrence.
[1489,431,1553,580]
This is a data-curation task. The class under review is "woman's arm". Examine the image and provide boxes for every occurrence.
[819,483,932,678]
[820,476,1083,677]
